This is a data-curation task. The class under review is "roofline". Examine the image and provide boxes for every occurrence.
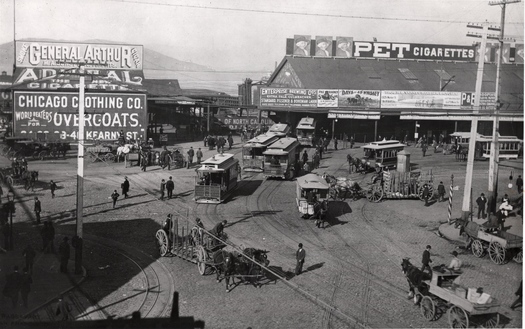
[267,57,289,84]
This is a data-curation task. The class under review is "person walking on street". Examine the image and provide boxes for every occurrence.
[111,190,119,208]
[34,197,41,224]
[334,137,338,150]
[421,245,432,273]
[196,148,203,164]
[58,237,70,273]
[347,154,353,174]
[50,180,57,198]
[422,184,430,206]
[295,243,306,275]
[517,175,523,193]
[350,136,355,149]
[160,179,166,200]
[227,134,234,150]
[422,143,428,157]
[121,177,130,198]
[511,280,522,310]
[166,176,175,199]
[476,193,487,219]
[20,267,32,308]
[55,295,72,321]
[23,244,36,274]
[302,150,308,167]
[187,147,195,167]
[437,181,446,202]
[3,265,22,308]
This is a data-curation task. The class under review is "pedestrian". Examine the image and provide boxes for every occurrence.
[517,175,523,193]
[421,245,432,273]
[347,154,353,173]
[50,180,57,198]
[160,179,166,200]
[140,152,147,172]
[227,134,233,150]
[210,220,227,238]
[47,221,55,253]
[437,181,446,202]
[2,265,21,308]
[34,197,41,224]
[313,151,320,170]
[295,243,306,275]
[302,150,308,166]
[29,172,36,192]
[422,143,427,157]
[350,136,355,149]
[20,267,32,308]
[121,176,130,198]
[196,147,203,164]
[187,147,195,167]
[40,222,49,252]
[476,193,487,219]
[511,280,522,310]
[447,251,462,271]
[334,137,338,150]
[55,295,72,321]
[166,176,175,199]
[111,190,119,208]
[22,244,36,274]
[422,184,430,206]
[302,161,310,175]
[203,135,208,147]
[58,237,70,273]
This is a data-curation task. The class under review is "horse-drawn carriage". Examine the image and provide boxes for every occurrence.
[402,258,501,328]
[455,218,522,265]
[324,175,366,201]
[85,141,118,163]
[155,216,270,292]
[296,174,329,224]
[365,169,434,203]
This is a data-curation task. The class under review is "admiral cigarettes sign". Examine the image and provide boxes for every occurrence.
[353,41,476,61]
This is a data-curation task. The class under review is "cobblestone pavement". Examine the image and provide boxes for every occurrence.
[0,137,522,328]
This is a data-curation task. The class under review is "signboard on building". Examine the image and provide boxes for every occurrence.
[218,116,274,130]
[337,90,380,108]
[13,91,147,141]
[353,41,476,61]
[317,89,338,107]
[259,88,317,108]
[381,90,462,109]
[15,41,143,70]
[461,92,496,109]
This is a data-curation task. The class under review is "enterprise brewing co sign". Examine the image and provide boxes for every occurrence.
[15,41,143,70]
[260,88,317,107]
[13,91,147,141]
[353,41,476,61]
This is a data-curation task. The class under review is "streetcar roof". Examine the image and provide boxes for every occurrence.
[296,117,316,130]
[243,134,280,148]
[363,139,405,150]
[264,137,300,154]
[198,153,238,171]
[266,123,291,137]
[296,174,329,190]
[451,132,522,143]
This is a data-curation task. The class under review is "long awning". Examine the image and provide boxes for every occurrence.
[400,113,523,122]
[149,96,199,105]
[328,110,380,120]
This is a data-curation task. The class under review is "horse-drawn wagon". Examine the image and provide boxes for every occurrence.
[296,174,330,221]
[402,258,500,328]
[456,218,522,265]
[85,141,118,163]
[365,170,434,203]
[324,175,366,201]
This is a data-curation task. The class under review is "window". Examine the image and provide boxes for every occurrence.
[399,68,418,80]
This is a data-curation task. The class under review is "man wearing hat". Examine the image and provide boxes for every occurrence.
[336,38,352,57]
[295,243,306,275]
[421,245,432,273]
[121,176,130,199]
[315,38,331,57]
[294,36,310,56]
[448,251,462,271]
[476,193,487,219]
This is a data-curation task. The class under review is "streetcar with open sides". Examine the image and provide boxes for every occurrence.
[295,117,316,147]
[362,139,405,169]
[450,132,522,160]
[194,153,240,204]
[242,134,280,172]
[263,137,300,180]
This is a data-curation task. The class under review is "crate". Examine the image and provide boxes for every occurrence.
[455,287,467,299]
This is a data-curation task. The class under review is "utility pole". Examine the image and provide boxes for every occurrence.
[487,0,521,213]
[75,64,86,274]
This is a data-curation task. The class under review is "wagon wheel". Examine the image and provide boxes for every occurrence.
[87,152,98,163]
[420,296,435,321]
[471,239,485,258]
[488,241,506,265]
[104,153,116,162]
[197,245,207,275]
[512,248,523,263]
[477,313,500,328]
[5,175,13,186]
[447,305,469,328]
[366,184,383,202]
[155,229,169,257]
[39,150,49,161]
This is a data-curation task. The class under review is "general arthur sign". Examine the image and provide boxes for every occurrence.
[15,41,143,70]
[13,91,147,141]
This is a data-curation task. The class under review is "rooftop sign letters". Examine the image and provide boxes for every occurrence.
[15,41,143,70]
[353,41,476,61]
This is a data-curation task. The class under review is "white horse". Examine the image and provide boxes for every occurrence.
[116,144,134,161]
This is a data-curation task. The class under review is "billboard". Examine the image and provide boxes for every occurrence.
[13,91,147,141]
[380,90,462,109]
[337,90,380,108]
[293,35,311,56]
[317,89,338,107]
[259,88,317,108]
[461,92,496,109]
[352,41,476,61]
[335,37,353,58]
[314,36,333,57]
[15,41,143,70]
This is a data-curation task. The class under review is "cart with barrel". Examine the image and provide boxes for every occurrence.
[365,169,434,203]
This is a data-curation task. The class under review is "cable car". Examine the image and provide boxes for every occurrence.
[296,173,330,219]
[242,134,280,172]
[296,117,316,147]
[266,123,291,137]
[362,139,405,169]
[194,153,240,204]
[450,132,522,159]
[263,137,300,179]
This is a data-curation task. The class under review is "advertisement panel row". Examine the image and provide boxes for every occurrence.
[259,88,495,110]
[13,91,147,142]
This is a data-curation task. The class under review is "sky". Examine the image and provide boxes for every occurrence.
[0,0,523,92]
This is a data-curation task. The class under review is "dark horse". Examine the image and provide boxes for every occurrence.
[401,258,432,304]
[213,248,270,293]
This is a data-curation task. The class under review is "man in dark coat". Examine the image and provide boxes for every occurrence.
[227,134,234,150]
[421,245,432,273]
[476,193,487,219]
[3,266,22,308]
[196,148,203,164]
[302,150,308,166]
[166,176,175,199]
[111,190,119,208]
[437,181,446,202]
[422,184,430,206]
[160,179,166,200]
[295,243,306,275]
[20,267,32,308]
[121,177,130,198]
[58,237,70,273]
[210,220,227,238]
[34,197,42,224]
[50,180,57,198]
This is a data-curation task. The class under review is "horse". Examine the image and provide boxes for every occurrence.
[401,258,432,304]
[213,248,270,292]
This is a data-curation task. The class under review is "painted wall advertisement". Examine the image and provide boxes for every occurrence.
[337,90,380,108]
[461,92,496,108]
[218,116,274,130]
[259,88,317,108]
[317,89,338,107]
[13,91,147,141]
[15,41,143,70]
[380,90,462,109]
[352,41,476,61]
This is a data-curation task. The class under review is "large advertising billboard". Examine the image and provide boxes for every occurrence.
[15,41,143,70]
[13,91,147,141]
[380,90,462,109]
[353,41,476,61]
[337,90,380,108]
[260,88,317,107]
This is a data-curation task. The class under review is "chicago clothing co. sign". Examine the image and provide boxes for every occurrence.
[353,41,476,61]
[13,91,147,141]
